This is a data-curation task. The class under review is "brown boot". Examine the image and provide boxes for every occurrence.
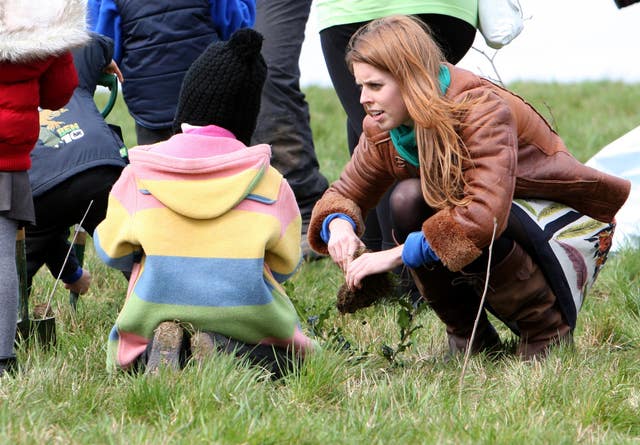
[447,323,502,356]
[409,264,501,357]
[484,242,572,360]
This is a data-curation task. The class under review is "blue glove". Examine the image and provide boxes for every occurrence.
[402,231,439,268]
[320,213,356,243]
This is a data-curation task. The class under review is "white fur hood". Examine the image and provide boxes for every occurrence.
[0,0,89,62]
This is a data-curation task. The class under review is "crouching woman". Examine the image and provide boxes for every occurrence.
[307,15,630,360]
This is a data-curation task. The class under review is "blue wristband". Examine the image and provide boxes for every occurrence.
[320,213,356,243]
[402,231,439,268]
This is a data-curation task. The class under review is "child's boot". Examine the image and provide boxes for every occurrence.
[190,331,217,364]
[145,321,185,374]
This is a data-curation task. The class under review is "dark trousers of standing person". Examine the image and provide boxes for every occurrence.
[320,14,476,252]
[25,166,123,294]
[135,122,173,146]
[252,0,329,247]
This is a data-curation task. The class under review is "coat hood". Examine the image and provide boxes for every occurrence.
[127,132,275,220]
[0,0,89,62]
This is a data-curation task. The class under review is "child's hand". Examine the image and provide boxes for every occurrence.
[64,268,92,294]
[104,60,124,83]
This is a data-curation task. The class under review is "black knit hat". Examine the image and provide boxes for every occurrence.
[173,28,267,144]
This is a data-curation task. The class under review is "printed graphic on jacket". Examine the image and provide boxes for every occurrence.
[29,92,127,198]
[39,107,84,148]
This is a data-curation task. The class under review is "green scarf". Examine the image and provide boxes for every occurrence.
[389,65,450,167]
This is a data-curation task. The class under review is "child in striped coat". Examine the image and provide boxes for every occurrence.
[94,29,316,376]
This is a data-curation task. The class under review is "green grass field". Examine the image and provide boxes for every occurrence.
[2,82,639,444]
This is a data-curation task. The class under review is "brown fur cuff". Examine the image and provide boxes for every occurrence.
[307,190,364,255]
[423,211,482,272]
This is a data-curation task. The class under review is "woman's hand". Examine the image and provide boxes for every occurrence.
[345,245,403,290]
[327,218,365,272]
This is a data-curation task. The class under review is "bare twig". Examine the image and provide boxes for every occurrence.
[470,46,504,87]
[458,217,498,405]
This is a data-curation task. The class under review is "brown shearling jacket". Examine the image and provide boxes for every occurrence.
[308,64,631,272]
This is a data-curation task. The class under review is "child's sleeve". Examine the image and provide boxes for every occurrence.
[264,179,302,283]
[93,168,142,273]
[209,0,256,40]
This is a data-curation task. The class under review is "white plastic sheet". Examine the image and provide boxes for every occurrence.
[586,126,640,251]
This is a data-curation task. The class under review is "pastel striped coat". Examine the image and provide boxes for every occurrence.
[94,125,315,370]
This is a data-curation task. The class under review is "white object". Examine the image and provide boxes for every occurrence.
[586,125,640,251]
[478,0,524,49]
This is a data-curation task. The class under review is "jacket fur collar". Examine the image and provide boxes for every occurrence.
[0,0,88,62]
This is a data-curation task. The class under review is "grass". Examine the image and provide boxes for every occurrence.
[2,82,640,444]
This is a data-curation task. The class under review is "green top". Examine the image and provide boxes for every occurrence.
[389,65,451,167]
[314,0,478,31]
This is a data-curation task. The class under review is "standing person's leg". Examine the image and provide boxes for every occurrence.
[320,22,391,252]
[415,14,476,64]
[319,23,366,153]
[252,0,329,258]
[0,215,19,373]
[135,123,173,145]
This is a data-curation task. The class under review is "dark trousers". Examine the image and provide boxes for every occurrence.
[251,0,329,221]
[135,122,173,145]
[25,166,123,292]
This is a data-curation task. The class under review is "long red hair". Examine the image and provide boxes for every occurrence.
[347,15,474,209]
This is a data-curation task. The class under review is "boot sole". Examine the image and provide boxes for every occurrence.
[145,321,183,374]
[190,331,217,364]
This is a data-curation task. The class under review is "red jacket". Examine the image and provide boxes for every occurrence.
[0,0,88,172]
[0,53,78,171]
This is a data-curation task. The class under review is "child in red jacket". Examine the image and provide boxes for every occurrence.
[0,0,88,377]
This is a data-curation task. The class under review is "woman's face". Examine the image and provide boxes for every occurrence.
[353,62,412,131]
